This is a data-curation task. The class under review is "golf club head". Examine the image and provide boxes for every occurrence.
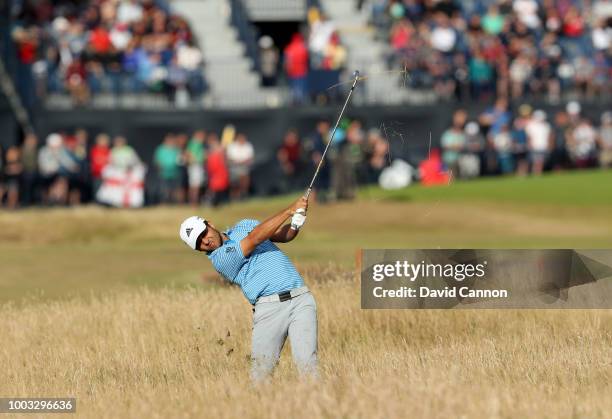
[351,70,360,88]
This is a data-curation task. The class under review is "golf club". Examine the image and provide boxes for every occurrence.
[303,70,361,200]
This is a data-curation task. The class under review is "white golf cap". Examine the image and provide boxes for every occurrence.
[179,216,207,250]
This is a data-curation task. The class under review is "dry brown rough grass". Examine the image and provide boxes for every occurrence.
[1,266,610,419]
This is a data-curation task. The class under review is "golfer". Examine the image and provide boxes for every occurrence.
[179,196,317,382]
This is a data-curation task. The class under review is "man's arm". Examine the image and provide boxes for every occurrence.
[240,196,307,257]
[270,224,299,243]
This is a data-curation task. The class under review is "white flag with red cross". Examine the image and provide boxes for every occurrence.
[96,165,146,208]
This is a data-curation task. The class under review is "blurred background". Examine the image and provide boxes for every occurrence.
[0,0,610,208]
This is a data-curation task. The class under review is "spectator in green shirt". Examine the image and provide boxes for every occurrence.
[110,136,141,170]
[482,5,505,35]
[441,109,467,177]
[154,134,181,203]
[469,51,493,100]
[186,130,207,206]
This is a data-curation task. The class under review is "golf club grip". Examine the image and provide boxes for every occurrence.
[304,188,312,200]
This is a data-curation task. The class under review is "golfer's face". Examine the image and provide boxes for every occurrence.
[197,223,222,252]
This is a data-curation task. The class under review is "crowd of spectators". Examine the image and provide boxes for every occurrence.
[10,0,206,106]
[268,7,347,104]
[0,130,140,208]
[0,126,257,209]
[152,128,255,206]
[10,0,610,109]
[371,0,612,102]
[274,104,612,200]
[1,103,611,209]
[307,8,348,72]
[439,101,612,179]
[275,119,391,201]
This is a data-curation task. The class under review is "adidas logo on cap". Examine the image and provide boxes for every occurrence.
[186,228,193,237]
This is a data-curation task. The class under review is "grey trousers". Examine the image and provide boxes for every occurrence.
[250,291,318,382]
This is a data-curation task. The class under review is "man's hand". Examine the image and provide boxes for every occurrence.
[290,208,307,231]
[241,195,309,255]
[290,196,308,215]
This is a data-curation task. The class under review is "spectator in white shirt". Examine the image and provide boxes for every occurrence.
[117,0,143,24]
[513,0,541,29]
[430,14,457,53]
[592,19,611,51]
[526,110,553,175]
[567,119,598,168]
[226,133,255,200]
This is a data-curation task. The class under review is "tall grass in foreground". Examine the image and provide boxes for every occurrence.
[1,266,610,419]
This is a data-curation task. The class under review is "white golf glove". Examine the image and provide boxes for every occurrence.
[291,208,307,230]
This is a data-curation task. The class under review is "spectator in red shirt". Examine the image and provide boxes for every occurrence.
[284,33,309,104]
[277,129,302,191]
[90,133,111,192]
[89,25,112,56]
[390,19,413,60]
[11,26,39,107]
[419,148,450,186]
[562,7,584,38]
[205,134,229,207]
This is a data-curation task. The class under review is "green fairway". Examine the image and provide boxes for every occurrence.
[1,169,611,304]
[360,169,612,206]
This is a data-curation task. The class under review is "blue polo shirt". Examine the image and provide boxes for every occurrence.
[207,219,304,304]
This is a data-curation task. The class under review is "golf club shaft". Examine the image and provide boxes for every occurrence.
[304,71,360,201]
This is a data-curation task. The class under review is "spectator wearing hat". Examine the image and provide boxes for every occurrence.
[38,134,76,205]
[259,36,279,87]
[566,101,582,125]
[459,121,484,179]
[567,118,598,168]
